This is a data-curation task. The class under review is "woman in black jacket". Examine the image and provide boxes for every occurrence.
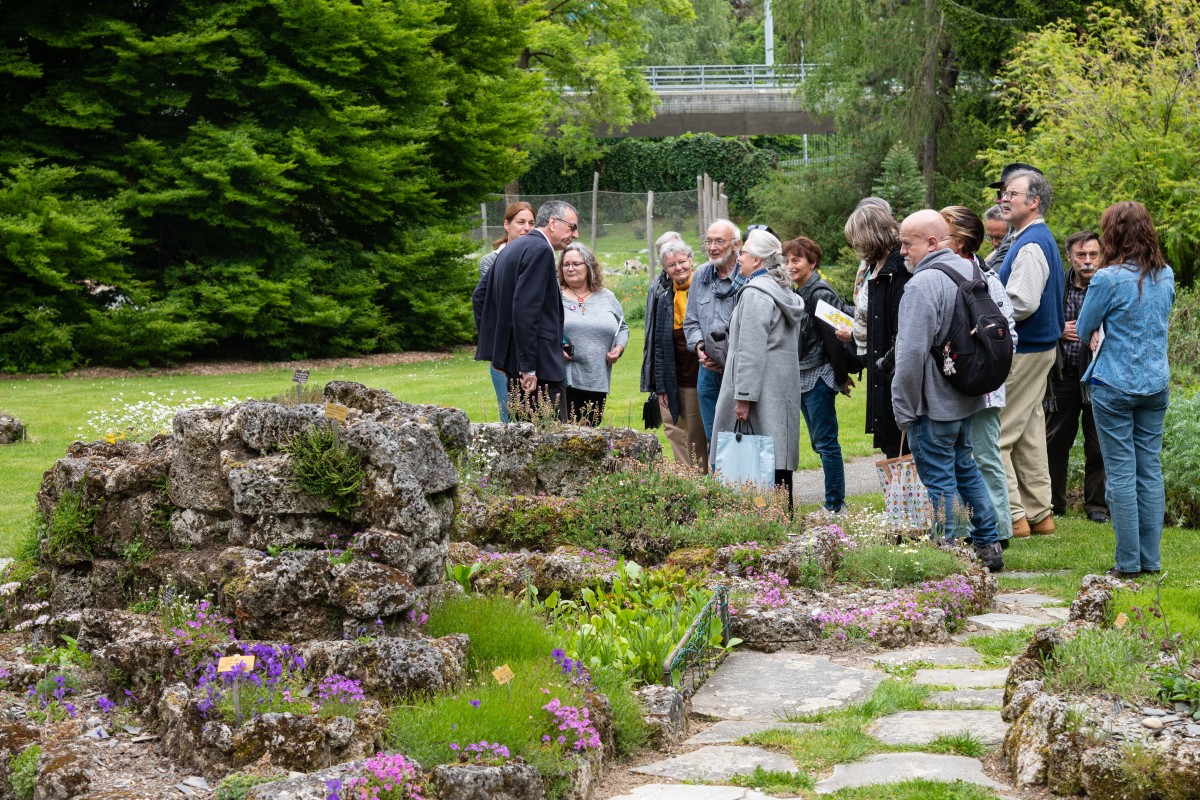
[641,241,707,470]
[840,202,911,459]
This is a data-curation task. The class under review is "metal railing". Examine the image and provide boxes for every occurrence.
[663,584,731,697]
[639,63,818,90]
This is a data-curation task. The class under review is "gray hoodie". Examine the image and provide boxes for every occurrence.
[891,249,987,429]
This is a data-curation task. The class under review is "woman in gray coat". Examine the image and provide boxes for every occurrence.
[710,229,805,508]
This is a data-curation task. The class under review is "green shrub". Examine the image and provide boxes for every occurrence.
[1168,286,1200,385]
[1162,387,1200,528]
[10,744,40,800]
[1043,627,1158,703]
[836,542,965,589]
[44,485,96,559]
[591,666,650,757]
[286,424,365,518]
[214,773,284,800]
[565,463,790,560]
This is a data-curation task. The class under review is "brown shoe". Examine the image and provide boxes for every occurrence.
[1031,516,1056,535]
[1012,517,1031,538]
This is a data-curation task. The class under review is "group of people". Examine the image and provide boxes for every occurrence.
[472,163,1175,577]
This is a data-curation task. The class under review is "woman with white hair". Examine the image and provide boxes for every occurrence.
[709,229,804,508]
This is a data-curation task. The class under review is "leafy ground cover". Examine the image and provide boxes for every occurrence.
[0,324,874,555]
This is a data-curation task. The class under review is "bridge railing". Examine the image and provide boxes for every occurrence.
[639,63,818,90]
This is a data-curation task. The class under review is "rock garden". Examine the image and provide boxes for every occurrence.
[2,380,1200,800]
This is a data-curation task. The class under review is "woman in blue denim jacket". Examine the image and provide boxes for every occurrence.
[1076,201,1175,578]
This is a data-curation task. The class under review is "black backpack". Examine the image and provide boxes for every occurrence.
[928,263,1013,396]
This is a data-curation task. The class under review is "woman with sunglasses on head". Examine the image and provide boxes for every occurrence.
[478,201,535,422]
[558,243,629,425]
[1076,201,1175,578]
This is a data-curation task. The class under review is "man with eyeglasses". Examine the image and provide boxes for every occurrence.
[683,219,742,443]
[474,200,580,420]
[983,205,1011,267]
[994,167,1066,539]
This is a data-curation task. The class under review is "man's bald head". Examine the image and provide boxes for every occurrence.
[899,209,950,271]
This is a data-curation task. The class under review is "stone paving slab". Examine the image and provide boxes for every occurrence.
[1045,607,1070,621]
[966,612,1044,631]
[631,745,800,782]
[931,688,1005,707]
[608,786,774,800]
[995,592,1066,608]
[815,752,1012,793]
[685,719,817,745]
[867,645,983,667]
[691,652,883,720]
[868,710,1007,746]
[915,668,1009,689]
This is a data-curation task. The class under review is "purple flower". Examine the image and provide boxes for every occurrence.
[96,696,116,714]
[469,698,481,708]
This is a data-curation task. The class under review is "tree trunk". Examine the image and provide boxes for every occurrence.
[921,0,939,207]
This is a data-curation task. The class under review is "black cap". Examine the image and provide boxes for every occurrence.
[988,162,1043,190]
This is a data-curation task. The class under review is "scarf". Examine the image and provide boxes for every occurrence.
[673,274,691,329]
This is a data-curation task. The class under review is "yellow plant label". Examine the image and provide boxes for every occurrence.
[492,664,515,685]
[753,496,767,508]
[1114,612,1128,629]
[218,655,256,674]
[325,402,349,422]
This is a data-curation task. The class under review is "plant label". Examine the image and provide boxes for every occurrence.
[325,402,349,422]
[293,369,310,385]
[492,664,514,685]
[1114,612,1128,629]
[218,655,256,674]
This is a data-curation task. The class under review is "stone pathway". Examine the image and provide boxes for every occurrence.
[621,645,1018,798]
[793,456,879,504]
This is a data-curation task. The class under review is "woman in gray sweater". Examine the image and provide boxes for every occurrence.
[559,244,629,425]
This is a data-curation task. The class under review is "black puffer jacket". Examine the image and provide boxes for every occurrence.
[643,270,686,421]
[865,249,911,455]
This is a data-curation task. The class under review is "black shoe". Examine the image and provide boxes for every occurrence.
[974,542,1004,573]
[1106,567,1140,579]
[1141,569,1161,576]
[999,538,1010,550]
[1088,511,1110,524]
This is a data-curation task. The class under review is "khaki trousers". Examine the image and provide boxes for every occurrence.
[664,386,708,472]
[998,348,1057,524]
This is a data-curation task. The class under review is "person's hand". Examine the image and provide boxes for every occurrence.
[520,373,537,393]
[605,344,624,364]
[562,348,572,361]
[1062,320,1078,342]
[841,375,855,397]
[1089,330,1102,352]
[835,325,853,343]
[735,399,751,421]
[658,393,669,409]
[697,350,717,370]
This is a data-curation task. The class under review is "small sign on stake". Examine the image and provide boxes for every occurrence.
[492,663,515,699]
[325,402,349,448]
[218,655,256,724]
[293,369,310,404]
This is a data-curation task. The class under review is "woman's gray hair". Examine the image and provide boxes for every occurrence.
[856,196,893,214]
[558,242,603,291]
[656,231,684,255]
[658,240,694,266]
[844,202,900,265]
[743,229,791,289]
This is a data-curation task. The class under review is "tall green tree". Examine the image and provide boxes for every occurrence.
[0,0,543,371]
[985,0,1200,286]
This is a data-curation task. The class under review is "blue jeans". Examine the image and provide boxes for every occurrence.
[697,366,722,446]
[801,381,845,511]
[490,365,510,423]
[906,416,998,546]
[971,407,1012,541]
[1090,383,1169,572]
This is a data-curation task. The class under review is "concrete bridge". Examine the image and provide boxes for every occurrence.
[596,64,834,138]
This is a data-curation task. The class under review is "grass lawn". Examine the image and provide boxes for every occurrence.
[0,324,874,556]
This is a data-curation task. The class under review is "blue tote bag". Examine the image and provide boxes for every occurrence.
[713,420,775,490]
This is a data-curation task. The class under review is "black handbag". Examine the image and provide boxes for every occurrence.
[642,393,663,429]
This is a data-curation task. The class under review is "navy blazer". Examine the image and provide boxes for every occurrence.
[473,229,566,383]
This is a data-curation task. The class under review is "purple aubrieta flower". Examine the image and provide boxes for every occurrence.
[469,698,481,708]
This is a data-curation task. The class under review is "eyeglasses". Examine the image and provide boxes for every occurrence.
[562,261,587,270]
[702,238,729,248]
[553,217,579,233]
[1000,190,1032,200]
[663,258,692,270]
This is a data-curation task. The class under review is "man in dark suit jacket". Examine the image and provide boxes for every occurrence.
[473,200,580,419]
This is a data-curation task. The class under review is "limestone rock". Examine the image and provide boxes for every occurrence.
[170,508,234,549]
[1005,621,1090,704]
[298,635,468,699]
[221,401,325,455]
[1004,692,1068,787]
[730,605,820,652]
[351,527,447,587]
[33,741,92,800]
[171,408,230,511]
[1002,679,1045,723]
[331,560,417,619]
[229,455,328,516]
[243,760,368,800]
[324,380,471,454]
[635,685,688,749]
[1046,730,1086,796]
[430,760,545,800]
[0,414,26,444]
[1069,573,1123,624]
[665,546,717,573]
[219,548,339,641]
